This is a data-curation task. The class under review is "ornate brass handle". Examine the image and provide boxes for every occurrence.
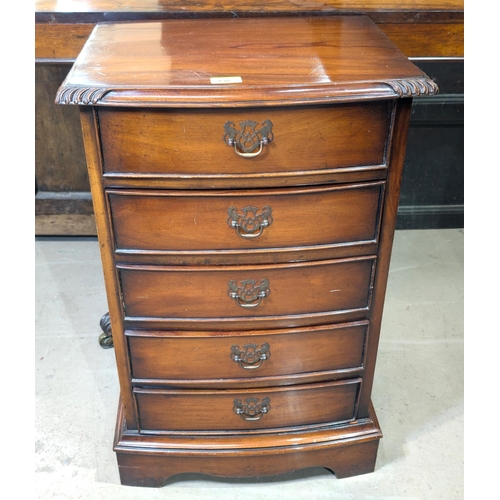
[233,397,271,421]
[231,343,271,370]
[223,119,274,158]
[228,279,270,308]
[227,206,273,239]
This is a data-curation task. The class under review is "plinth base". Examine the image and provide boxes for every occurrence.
[113,401,383,487]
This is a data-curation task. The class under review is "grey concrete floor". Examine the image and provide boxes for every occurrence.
[35,229,464,499]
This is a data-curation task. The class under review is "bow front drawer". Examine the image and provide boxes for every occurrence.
[118,256,375,330]
[128,321,368,384]
[98,102,392,188]
[108,182,384,262]
[134,379,361,433]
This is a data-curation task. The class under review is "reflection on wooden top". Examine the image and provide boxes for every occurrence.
[56,16,438,107]
[35,0,464,59]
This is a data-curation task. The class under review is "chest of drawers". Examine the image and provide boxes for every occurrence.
[56,16,437,487]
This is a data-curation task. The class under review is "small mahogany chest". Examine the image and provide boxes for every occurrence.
[56,16,437,487]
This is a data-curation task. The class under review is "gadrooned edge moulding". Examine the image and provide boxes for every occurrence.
[55,77,439,106]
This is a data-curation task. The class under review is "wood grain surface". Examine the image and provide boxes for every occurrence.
[56,17,437,107]
[127,321,368,382]
[118,257,375,324]
[134,379,361,432]
[108,183,384,255]
[99,103,391,176]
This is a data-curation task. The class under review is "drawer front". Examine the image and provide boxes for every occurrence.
[128,321,368,382]
[118,257,375,325]
[99,102,391,180]
[108,183,384,255]
[134,379,361,432]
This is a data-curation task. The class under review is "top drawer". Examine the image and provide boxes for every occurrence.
[98,102,392,188]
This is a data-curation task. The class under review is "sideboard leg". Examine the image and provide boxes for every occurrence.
[99,312,114,349]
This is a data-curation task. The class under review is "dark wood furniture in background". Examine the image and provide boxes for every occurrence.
[56,16,437,486]
[36,1,464,235]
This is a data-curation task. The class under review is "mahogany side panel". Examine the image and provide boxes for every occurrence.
[78,107,137,428]
[358,98,413,418]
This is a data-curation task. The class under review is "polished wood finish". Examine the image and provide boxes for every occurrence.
[58,17,429,485]
[134,379,361,432]
[127,322,368,384]
[55,18,436,107]
[79,106,137,427]
[35,25,462,67]
[108,183,384,258]
[114,401,382,486]
[99,104,391,175]
[118,258,375,329]
[35,1,464,60]
[115,440,380,486]
[358,97,413,418]
[35,1,463,236]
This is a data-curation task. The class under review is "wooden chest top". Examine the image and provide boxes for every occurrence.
[55,16,437,107]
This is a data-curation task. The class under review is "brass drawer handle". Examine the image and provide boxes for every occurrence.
[224,119,274,158]
[231,343,271,370]
[233,397,271,421]
[227,206,273,239]
[228,279,270,308]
